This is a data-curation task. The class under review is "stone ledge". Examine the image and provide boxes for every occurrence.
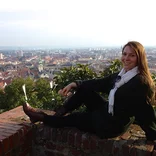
[0,106,156,156]
[0,106,33,156]
[34,124,156,156]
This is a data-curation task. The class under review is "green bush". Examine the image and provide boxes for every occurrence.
[99,59,122,77]
[54,64,97,91]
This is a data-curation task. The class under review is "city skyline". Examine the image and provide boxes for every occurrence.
[0,0,156,48]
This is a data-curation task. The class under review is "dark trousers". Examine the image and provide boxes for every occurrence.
[43,88,109,133]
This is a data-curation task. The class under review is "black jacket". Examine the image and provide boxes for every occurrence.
[76,73,156,140]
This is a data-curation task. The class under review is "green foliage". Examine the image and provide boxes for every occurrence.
[54,64,97,91]
[151,73,156,84]
[99,59,122,77]
[30,78,62,110]
[0,89,6,111]
[2,77,34,109]
[33,78,51,108]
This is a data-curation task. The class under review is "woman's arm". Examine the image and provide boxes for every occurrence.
[58,82,77,97]
[58,72,118,97]
[75,73,118,93]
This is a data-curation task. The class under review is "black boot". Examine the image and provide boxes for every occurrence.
[54,106,68,117]
[23,103,47,123]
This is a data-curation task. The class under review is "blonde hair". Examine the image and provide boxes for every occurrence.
[122,41,155,105]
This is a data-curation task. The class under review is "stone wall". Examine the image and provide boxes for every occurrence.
[0,106,156,156]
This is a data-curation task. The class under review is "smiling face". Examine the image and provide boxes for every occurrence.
[121,45,138,72]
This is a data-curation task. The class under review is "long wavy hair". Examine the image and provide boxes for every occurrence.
[122,41,155,105]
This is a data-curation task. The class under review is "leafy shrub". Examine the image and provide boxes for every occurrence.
[99,59,122,77]
[54,64,97,91]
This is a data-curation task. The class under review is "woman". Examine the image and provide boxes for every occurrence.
[23,41,156,140]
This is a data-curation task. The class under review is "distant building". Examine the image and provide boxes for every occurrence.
[0,53,4,59]
[16,50,24,57]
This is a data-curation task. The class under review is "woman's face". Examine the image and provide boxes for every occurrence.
[121,45,138,71]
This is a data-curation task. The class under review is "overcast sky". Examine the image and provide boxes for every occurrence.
[0,0,156,48]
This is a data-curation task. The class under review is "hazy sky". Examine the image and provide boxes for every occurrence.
[0,0,156,48]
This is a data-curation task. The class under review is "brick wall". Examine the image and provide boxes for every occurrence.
[0,106,33,156]
[0,106,156,156]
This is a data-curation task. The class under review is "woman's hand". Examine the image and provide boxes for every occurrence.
[58,82,77,97]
